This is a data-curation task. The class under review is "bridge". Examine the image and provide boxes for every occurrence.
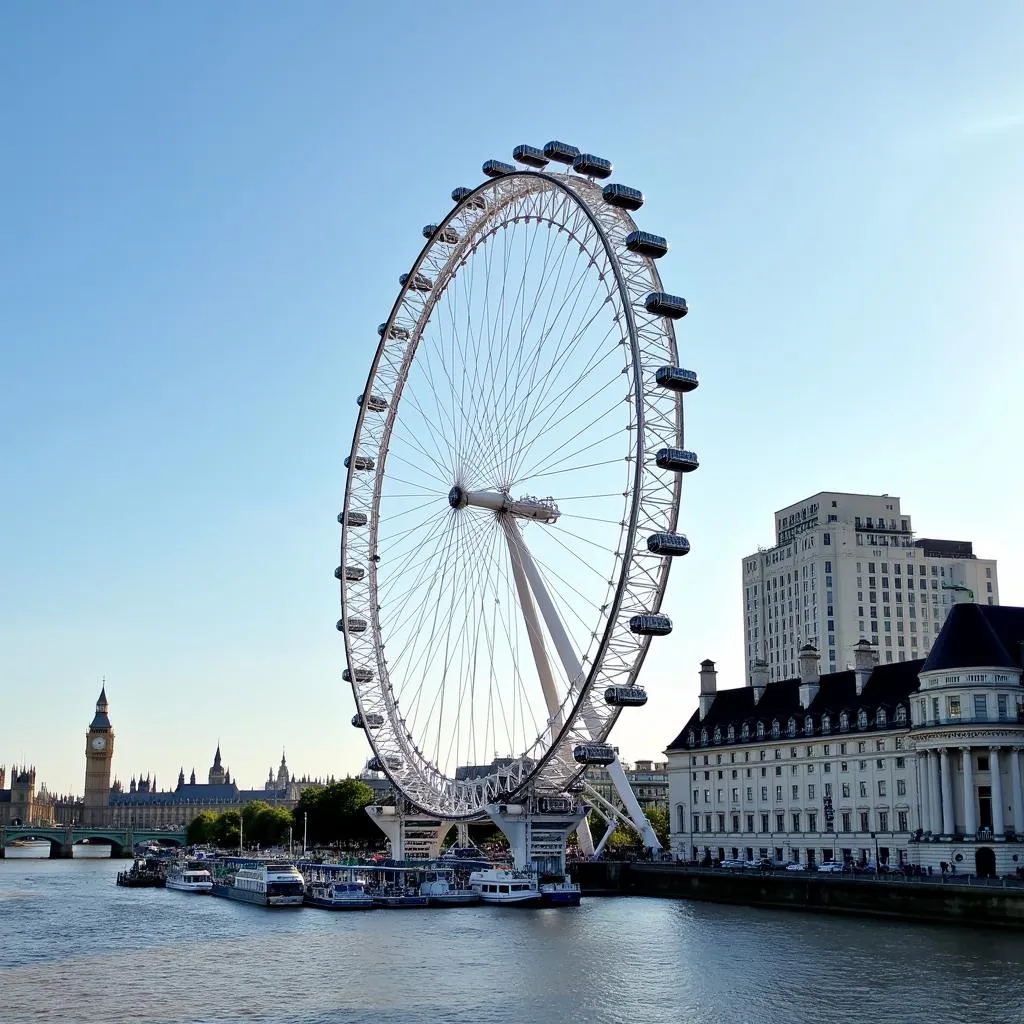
[0,825,186,858]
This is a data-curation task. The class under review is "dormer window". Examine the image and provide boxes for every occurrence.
[742,723,750,740]
[857,709,868,729]
[700,728,708,745]
[894,705,907,725]
[787,717,797,737]
[821,713,831,733]
[839,711,849,731]
[688,730,695,746]
[727,725,735,742]
[804,715,814,736]
[713,726,722,743]
[757,722,765,739]
[771,719,781,738]
[876,708,888,728]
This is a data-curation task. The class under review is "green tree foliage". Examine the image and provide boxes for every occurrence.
[645,806,670,848]
[242,801,293,848]
[211,810,241,849]
[186,810,218,846]
[292,779,380,848]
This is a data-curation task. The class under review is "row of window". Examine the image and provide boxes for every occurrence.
[688,809,909,834]
[693,778,907,805]
[691,740,902,766]
[692,706,908,747]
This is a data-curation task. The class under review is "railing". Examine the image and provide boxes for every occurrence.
[918,713,1021,728]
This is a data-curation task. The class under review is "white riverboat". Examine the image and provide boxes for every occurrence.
[539,874,582,906]
[165,861,214,893]
[419,869,480,906]
[213,862,304,907]
[468,868,543,906]
[305,880,375,910]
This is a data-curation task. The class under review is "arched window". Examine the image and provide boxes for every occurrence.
[688,730,695,746]
[677,804,687,833]
[857,709,868,729]
[821,713,831,733]
[727,725,735,742]
[700,728,708,745]
[756,722,765,739]
[804,715,814,736]
[742,723,750,741]
[839,711,849,731]
[895,705,907,725]
[787,717,797,737]
[771,719,781,738]
[876,708,887,728]
[713,726,722,743]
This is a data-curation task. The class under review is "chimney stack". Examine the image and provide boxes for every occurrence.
[853,639,877,695]
[750,658,770,703]
[699,659,718,719]
[798,644,821,709]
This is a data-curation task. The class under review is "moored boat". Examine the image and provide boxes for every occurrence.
[539,874,582,906]
[116,857,166,888]
[305,880,375,910]
[419,869,480,906]
[212,862,304,907]
[165,860,214,893]
[468,868,543,906]
[371,884,429,908]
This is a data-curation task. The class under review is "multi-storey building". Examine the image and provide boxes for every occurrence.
[666,603,1024,876]
[741,492,998,683]
[587,759,669,813]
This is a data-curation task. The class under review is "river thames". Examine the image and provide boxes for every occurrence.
[2,859,1023,1024]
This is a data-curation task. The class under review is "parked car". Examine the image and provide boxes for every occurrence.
[785,862,807,872]
[817,861,844,873]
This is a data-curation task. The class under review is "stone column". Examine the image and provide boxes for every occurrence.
[929,751,943,836]
[961,747,976,837]
[940,748,955,836]
[917,752,931,833]
[989,747,1005,838]
[1010,747,1024,836]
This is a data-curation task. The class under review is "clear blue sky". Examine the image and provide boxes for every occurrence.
[1,1,1021,795]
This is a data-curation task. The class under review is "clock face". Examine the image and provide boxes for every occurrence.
[91,736,107,751]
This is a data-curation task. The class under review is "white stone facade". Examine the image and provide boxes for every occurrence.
[741,491,998,683]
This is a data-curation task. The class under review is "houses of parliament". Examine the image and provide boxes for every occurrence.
[0,688,321,828]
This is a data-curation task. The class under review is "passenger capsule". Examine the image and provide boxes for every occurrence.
[567,781,585,794]
[604,686,649,707]
[336,565,365,582]
[399,272,433,292]
[358,393,388,412]
[602,183,645,210]
[342,667,374,684]
[451,186,486,209]
[338,510,368,527]
[543,140,580,164]
[655,366,699,392]
[367,754,402,772]
[573,743,616,766]
[655,448,699,473]
[647,532,691,557]
[423,224,461,244]
[629,613,673,637]
[482,159,515,177]
[512,144,549,168]
[625,230,669,259]
[344,455,375,471]
[378,323,410,341]
[337,616,368,633]
[644,292,688,319]
[572,153,613,179]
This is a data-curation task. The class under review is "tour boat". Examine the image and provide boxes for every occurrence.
[468,868,543,906]
[419,869,480,906]
[116,857,166,888]
[305,880,375,910]
[164,861,214,893]
[539,874,582,906]
[212,862,304,907]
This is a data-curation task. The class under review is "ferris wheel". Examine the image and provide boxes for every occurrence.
[337,141,698,829]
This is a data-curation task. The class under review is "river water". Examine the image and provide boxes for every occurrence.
[2,859,1023,1024]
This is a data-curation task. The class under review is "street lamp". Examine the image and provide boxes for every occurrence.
[303,812,308,855]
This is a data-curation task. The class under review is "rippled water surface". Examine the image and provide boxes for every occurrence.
[2,859,1023,1023]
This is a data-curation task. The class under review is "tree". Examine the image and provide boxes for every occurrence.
[645,806,670,849]
[212,810,241,849]
[186,811,218,846]
[293,779,379,848]
[241,801,293,849]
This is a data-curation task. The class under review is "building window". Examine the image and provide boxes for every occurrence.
[718,814,726,831]
[859,811,870,831]
[841,812,851,833]
[727,725,735,742]
[808,812,817,832]
[821,714,831,733]
[732,815,740,833]
[896,779,906,796]
[792,784,799,799]
[895,705,906,724]
[947,695,961,720]
[757,722,765,739]
[776,813,785,832]
[761,786,768,800]
[692,814,700,833]
[857,709,868,729]
[898,810,908,831]
[792,812,801,832]
[771,720,781,738]
[761,813,769,833]
[876,709,887,728]
[878,780,887,797]
[776,786,783,801]
[746,814,754,832]
[973,694,987,720]
[859,781,868,798]
[878,810,889,832]
[839,712,849,731]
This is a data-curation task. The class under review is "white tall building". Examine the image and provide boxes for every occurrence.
[741,492,998,683]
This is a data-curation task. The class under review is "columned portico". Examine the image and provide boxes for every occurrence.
[1011,747,1024,836]
[989,747,1005,838]
[918,752,932,834]
[940,748,955,837]
[960,747,976,837]
[928,750,943,836]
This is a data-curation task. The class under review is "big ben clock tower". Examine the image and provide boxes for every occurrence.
[82,685,114,826]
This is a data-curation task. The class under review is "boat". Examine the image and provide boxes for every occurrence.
[371,884,429,908]
[305,880,376,910]
[164,860,214,893]
[539,874,582,906]
[419,869,480,906]
[468,868,543,906]
[212,862,304,907]
[4,839,52,859]
[116,857,166,888]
